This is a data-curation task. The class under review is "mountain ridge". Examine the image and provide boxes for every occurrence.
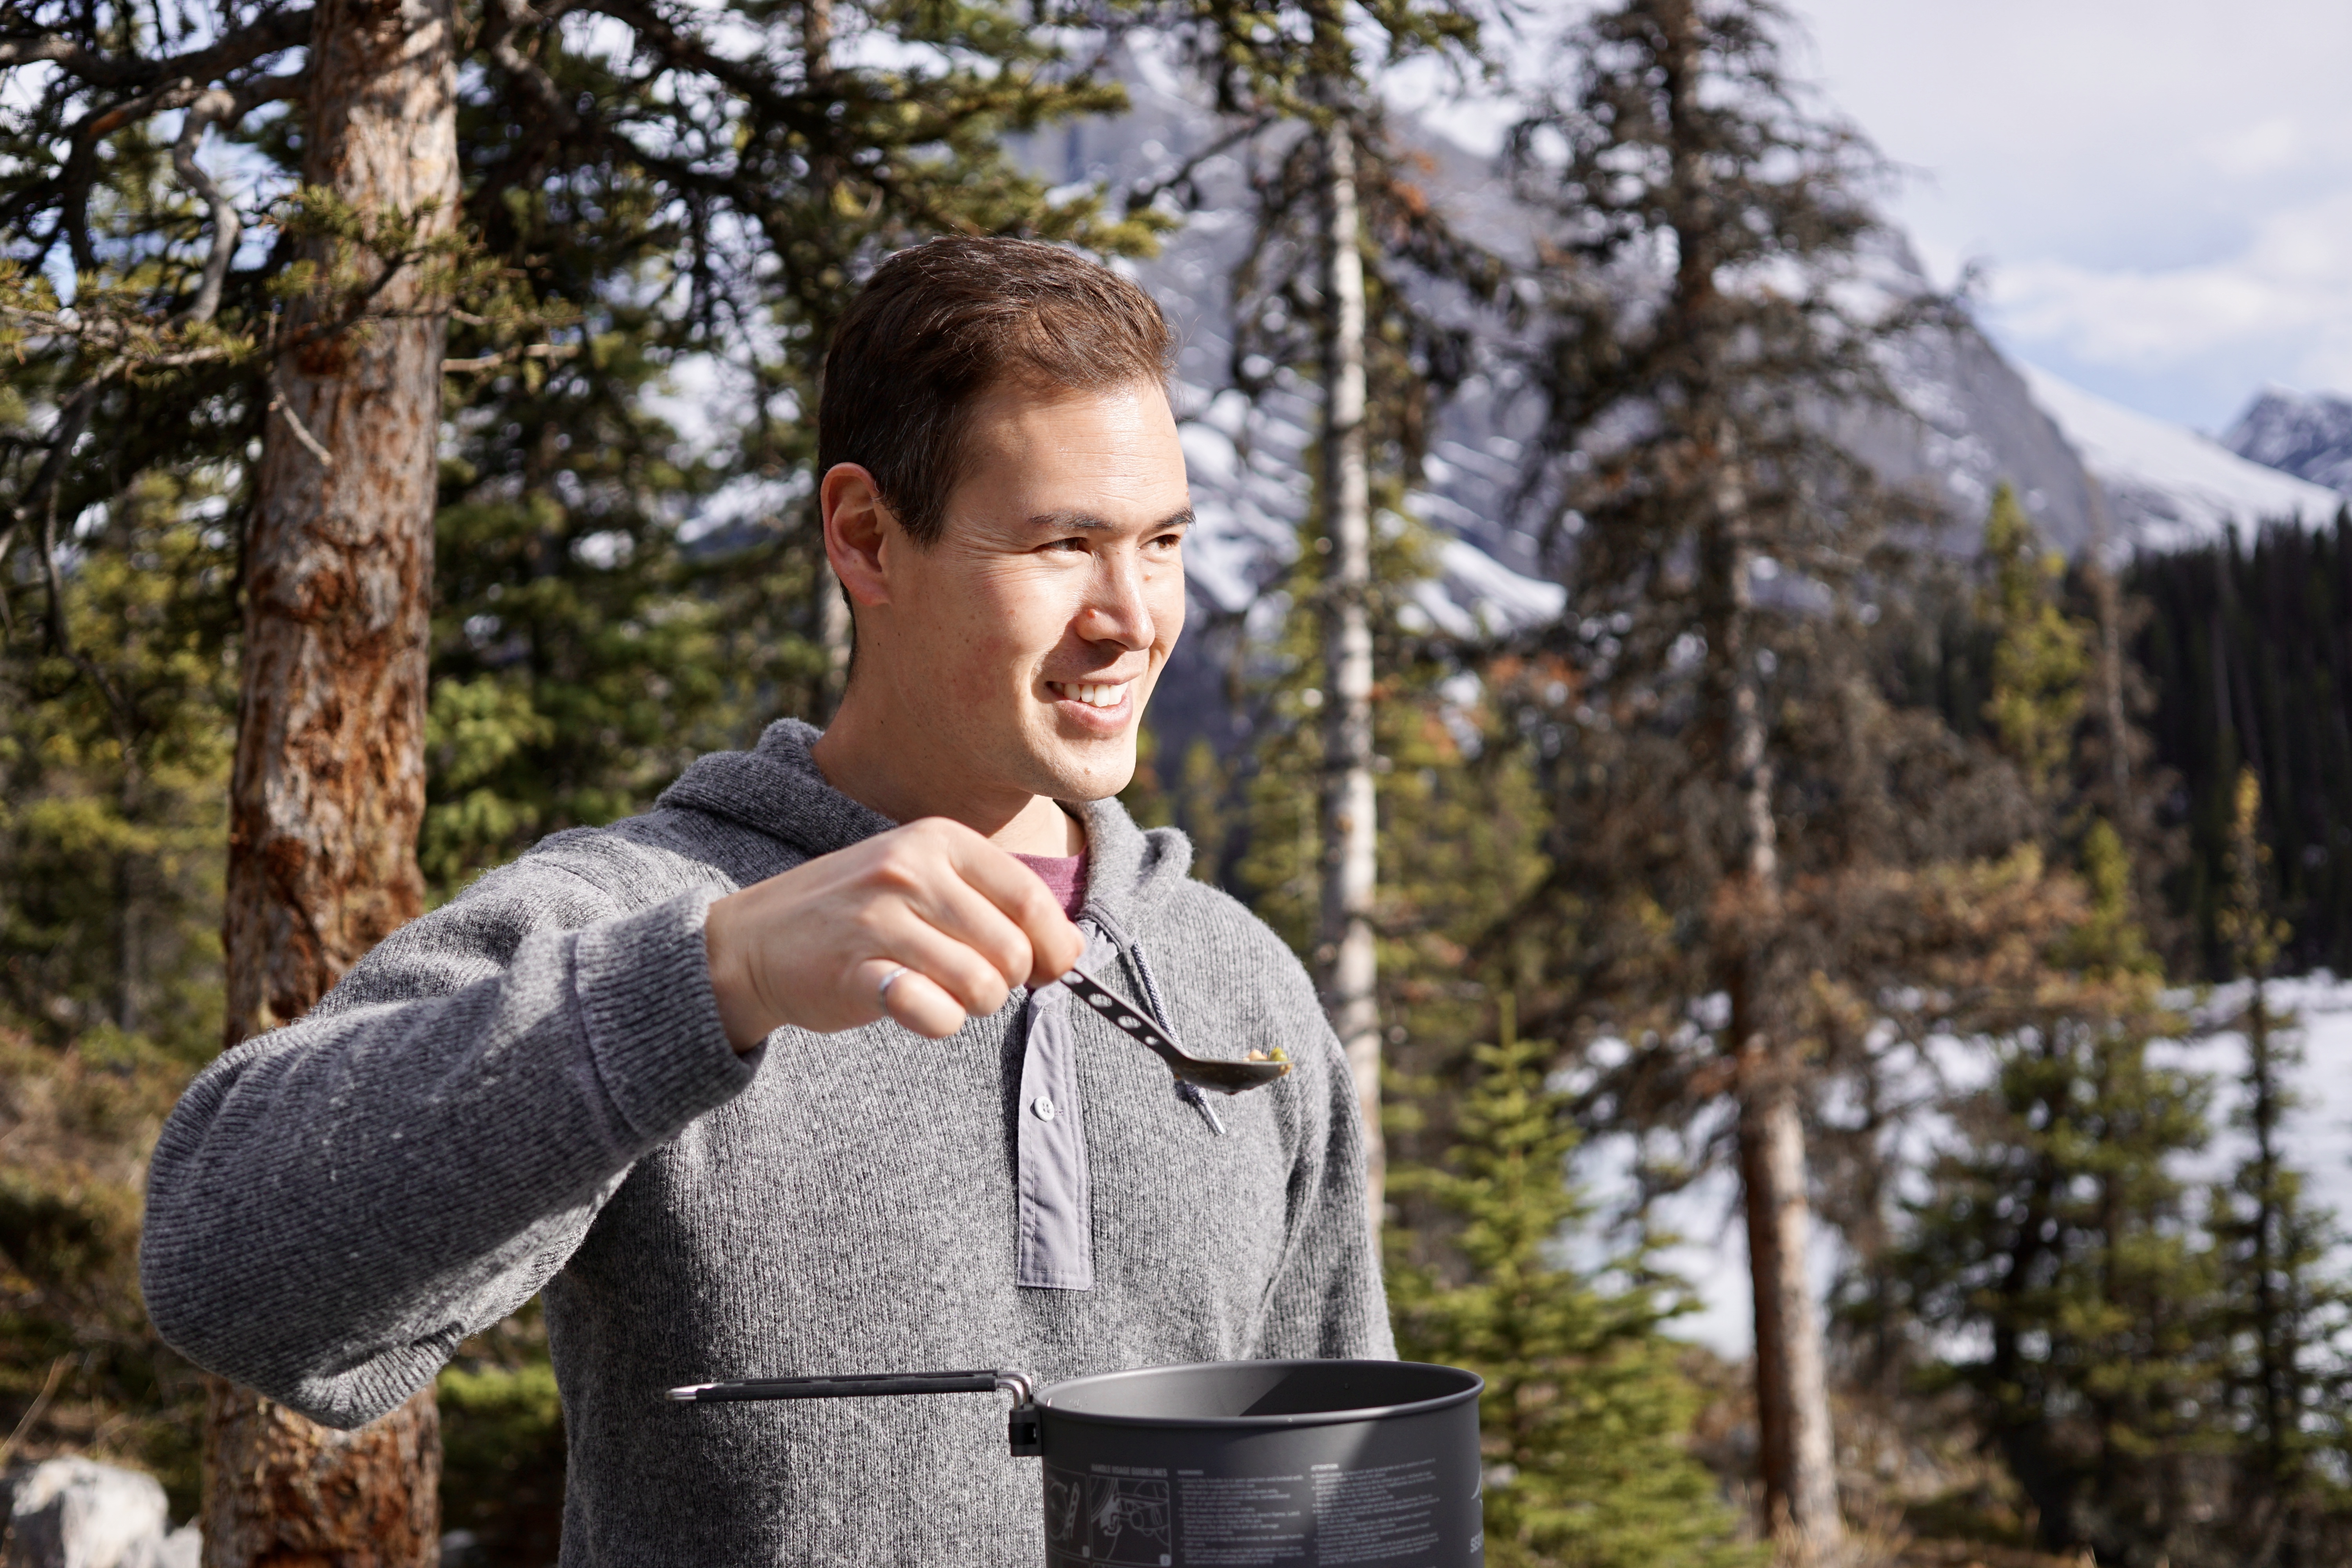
[2222,386,2352,498]
[1031,62,2347,768]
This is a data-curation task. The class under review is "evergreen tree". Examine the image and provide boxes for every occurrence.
[1891,830,2220,1565]
[1391,1000,1749,1568]
[1501,0,1945,1546]
[1880,484,2229,1560]
[2207,766,2352,1564]
[0,474,237,1053]
[1976,483,2089,806]
[0,482,234,1514]
[2130,516,2352,974]
[1152,0,1492,1224]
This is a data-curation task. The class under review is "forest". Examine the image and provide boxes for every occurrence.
[4,0,2352,1563]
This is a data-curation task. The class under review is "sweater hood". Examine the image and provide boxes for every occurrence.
[655,718,1197,938]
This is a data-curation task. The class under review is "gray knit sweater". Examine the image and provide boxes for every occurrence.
[141,720,1391,1566]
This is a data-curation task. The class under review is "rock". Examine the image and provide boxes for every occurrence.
[2,1457,198,1568]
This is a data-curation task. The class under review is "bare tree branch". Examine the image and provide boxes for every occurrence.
[1,6,312,93]
[30,382,135,723]
[442,340,580,373]
[266,373,334,466]
[171,88,242,323]
[166,71,304,323]
[0,33,133,80]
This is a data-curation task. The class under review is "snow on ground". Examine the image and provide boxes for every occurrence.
[2022,363,2346,551]
[1577,973,2352,1359]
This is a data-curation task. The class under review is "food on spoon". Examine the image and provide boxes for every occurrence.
[1244,1046,1289,1063]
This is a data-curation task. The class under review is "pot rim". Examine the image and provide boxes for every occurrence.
[1035,1357,1483,1433]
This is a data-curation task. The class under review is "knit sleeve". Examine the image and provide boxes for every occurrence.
[140,857,757,1428]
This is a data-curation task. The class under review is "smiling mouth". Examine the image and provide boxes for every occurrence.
[1048,681,1129,709]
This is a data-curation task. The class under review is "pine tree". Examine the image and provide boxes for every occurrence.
[1877,486,2229,1559]
[1891,829,2221,1564]
[0,473,237,1054]
[0,479,235,1513]
[2206,766,2352,1565]
[1977,483,2089,805]
[2130,517,2352,975]
[1152,0,1491,1225]
[2,1,1167,1552]
[1501,0,1940,1546]
[1391,1000,1750,1568]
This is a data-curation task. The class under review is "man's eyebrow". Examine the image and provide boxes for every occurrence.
[1028,507,1196,531]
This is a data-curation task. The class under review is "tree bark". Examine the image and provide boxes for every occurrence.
[210,0,457,1555]
[1313,110,1382,1232]
[204,1380,441,1568]
[1701,433,1843,1561]
[1738,1066,1841,1557]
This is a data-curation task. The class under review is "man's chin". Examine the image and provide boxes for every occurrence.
[1024,739,1137,805]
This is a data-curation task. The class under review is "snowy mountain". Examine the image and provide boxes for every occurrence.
[2018,367,2348,554]
[1025,59,2343,762]
[1842,240,2104,555]
[2222,387,2352,497]
[1060,71,2101,601]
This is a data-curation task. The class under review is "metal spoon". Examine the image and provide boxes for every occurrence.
[1059,967,1290,1095]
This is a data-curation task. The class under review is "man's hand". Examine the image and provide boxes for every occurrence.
[702,818,1084,1049]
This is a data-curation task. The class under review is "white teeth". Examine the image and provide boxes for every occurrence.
[1056,682,1125,708]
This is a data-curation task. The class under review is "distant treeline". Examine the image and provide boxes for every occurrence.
[2131,510,2352,976]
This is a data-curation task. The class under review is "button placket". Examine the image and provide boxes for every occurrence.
[1014,974,1094,1290]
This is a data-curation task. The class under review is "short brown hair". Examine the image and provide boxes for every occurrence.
[818,238,1176,546]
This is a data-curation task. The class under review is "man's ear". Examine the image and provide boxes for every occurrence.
[822,463,895,606]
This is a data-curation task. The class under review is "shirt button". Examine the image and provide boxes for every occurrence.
[1032,1095,1056,1122]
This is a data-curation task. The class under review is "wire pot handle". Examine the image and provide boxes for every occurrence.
[667,1369,1034,1406]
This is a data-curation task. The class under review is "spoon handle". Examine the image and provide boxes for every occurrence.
[1059,967,1190,1078]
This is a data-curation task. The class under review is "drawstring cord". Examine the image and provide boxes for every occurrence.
[1126,941,1225,1138]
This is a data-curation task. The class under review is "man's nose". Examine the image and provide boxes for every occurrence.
[1074,548,1156,649]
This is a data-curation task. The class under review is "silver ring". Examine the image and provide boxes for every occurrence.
[875,965,913,1007]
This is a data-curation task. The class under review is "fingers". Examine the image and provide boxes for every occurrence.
[706,817,1091,1042]
[856,958,970,1040]
[935,826,1085,985]
[882,902,1028,1018]
[895,858,1039,996]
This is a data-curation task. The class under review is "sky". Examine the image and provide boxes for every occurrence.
[1795,0,2352,432]
[1391,0,2352,433]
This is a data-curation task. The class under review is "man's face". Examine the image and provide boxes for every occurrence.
[867,378,1190,806]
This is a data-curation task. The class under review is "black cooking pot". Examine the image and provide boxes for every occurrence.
[671,1359,1485,1566]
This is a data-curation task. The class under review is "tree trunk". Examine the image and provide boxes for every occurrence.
[204,1381,441,1568]
[210,0,457,1555]
[2250,971,2287,1477]
[802,0,853,722]
[1738,1065,1841,1558]
[1313,111,1382,1231]
[1702,438,1843,1561]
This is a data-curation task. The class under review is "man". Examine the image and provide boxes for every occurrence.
[142,237,1390,1566]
